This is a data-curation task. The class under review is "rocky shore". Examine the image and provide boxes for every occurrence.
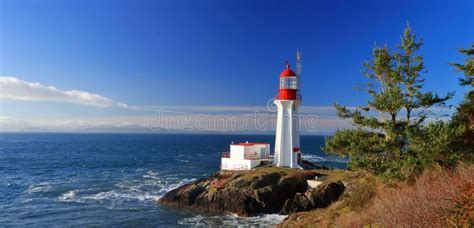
[158,162,345,216]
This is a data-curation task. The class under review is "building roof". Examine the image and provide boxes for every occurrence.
[280,63,297,77]
[232,142,269,146]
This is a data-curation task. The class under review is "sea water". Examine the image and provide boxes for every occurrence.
[0,133,346,227]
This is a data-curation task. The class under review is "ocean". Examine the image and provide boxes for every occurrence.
[0,133,347,227]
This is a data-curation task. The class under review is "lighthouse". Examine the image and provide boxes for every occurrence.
[220,58,303,171]
[273,62,302,169]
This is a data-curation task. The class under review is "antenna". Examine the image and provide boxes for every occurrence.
[296,49,302,100]
[296,49,302,76]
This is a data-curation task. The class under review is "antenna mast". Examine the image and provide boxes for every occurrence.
[296,49,302,99]
[296,49,302,76]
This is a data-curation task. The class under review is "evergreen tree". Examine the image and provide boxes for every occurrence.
[449,44,474,158]
[450,44,474,86]
[323,24,453,181]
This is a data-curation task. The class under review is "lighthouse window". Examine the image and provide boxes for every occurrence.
[280,77,298,89]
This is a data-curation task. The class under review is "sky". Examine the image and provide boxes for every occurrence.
[0,0,473,134]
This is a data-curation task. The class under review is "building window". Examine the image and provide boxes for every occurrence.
[280,77,298,89]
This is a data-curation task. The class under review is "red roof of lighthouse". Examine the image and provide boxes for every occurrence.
[279,63,297,77]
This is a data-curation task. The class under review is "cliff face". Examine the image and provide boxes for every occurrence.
[158,166,345,216]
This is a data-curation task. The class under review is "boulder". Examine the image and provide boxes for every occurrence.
[281,193,312,214]
[301,159,330,170]
[280,180,346,214]
[305,181,346,208]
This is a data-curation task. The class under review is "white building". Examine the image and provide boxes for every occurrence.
[220,142,271,170]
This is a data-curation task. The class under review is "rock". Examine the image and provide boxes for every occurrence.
[159,167,311,216]
[159,181,208,206]
[300,159,330,170]
[281,193,312,214]
[280,180,346,214]
[305,181,345,208]
[158,167,345,216]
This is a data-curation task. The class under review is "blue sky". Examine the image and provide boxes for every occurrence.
[0,0,473,133]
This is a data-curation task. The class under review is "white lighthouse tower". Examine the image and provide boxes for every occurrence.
[273,62,302,169]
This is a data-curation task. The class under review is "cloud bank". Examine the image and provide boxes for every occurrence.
[0,104,354,134]
[0,76,128,108]
[0,76,453,133]
[0,113,350,134]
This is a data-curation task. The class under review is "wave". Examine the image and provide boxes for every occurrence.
[175,158,190,163]
[27,182,52,193]
[178,214,287,227]
[58,170,195,204]
[82,190,160,202]
[21,198,33,203]
[58,190,79,202]
[142,170,161,180]
[175,154,190,163]
[302,154,348,164]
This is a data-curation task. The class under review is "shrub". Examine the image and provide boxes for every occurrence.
[338,164,474,227]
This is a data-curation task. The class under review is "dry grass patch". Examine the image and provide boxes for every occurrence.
[336,164,474,227]
[279,164,473,227]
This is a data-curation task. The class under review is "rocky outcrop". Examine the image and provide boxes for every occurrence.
[158,166,345,216]
[300,159,330,170]
[280,181,346,214]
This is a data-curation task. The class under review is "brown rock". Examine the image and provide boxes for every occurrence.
[158,167,310,216]
[158,167,345,216]
[280,180,346,214]
[305,180,346,208]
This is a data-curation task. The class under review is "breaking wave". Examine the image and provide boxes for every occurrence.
[58,170,195,204]
[302,154,348,164]
[178,214,287,227]
[175,158,190,163]
[58,190,78,202]
[82,190,161,202]
[27,182,52,193]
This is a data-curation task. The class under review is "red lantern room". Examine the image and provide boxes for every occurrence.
[277,63,299,100]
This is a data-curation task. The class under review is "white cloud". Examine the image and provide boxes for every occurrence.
[0,76,128,108]
[0,116,31,131]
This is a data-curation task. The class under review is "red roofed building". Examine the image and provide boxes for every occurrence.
[221,141,271,170]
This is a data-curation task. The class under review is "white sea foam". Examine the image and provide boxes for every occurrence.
[57,171,195,204]
[142,170,196,196]
[21,198,33,203]
[27,182,52,193]
[175,158,190,163]
[142,171,161,180]
[175,154,190,163]
[178,214,287,227]
[302,154,347,164]
[145,170,158,176]
[58,190,79,202]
